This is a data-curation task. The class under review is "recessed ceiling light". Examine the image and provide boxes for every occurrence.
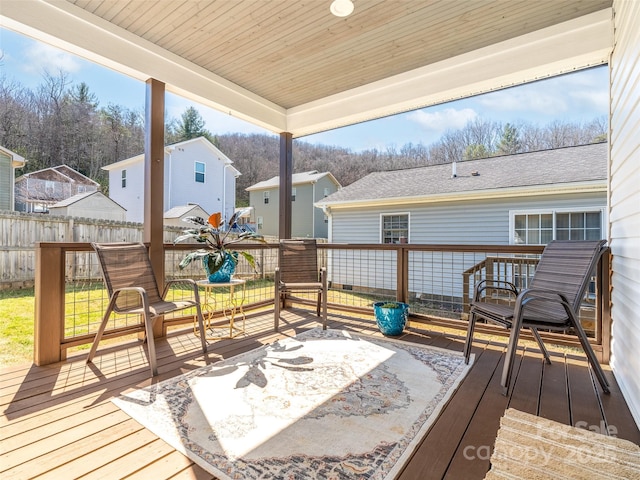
[330,0,354,17]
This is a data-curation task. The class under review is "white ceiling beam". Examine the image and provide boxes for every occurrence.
[288,9,613,138]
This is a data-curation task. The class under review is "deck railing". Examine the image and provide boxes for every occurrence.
[34,242,611,366]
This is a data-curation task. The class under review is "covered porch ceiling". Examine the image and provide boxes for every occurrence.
[2,0,613,138]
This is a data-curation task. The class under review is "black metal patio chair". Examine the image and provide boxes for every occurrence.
[463,239,610,395]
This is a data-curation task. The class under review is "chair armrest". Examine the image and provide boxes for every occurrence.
[517,287,571,309]
[511,287,574,326]
[162,278,197,299]
[163,278,203,305]
[110,286,149,314]
[473,279,518,302]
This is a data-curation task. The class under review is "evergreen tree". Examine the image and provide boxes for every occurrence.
[464,143,491,160]
[496,123,521,155]
[175,106,218,146]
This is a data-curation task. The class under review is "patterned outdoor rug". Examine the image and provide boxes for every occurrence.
[485,408,640,479]
[112,328,474,480]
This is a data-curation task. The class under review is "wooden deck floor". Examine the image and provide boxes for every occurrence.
[2,309,639,480]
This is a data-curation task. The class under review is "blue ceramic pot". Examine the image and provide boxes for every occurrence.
[373,301,409,336]
[203,251,237,283]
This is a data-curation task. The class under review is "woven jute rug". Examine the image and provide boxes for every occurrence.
[485,408,640,479]
[112,328,473,480]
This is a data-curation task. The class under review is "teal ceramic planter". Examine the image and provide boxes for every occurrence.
[373,302,409,336]
[203,252,238,283]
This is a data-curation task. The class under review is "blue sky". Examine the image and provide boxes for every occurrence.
[1,27,608,152]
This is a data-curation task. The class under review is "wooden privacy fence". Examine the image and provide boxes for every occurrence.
[0,210,184,288]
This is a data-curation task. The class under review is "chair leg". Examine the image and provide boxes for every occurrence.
[530,328,552,364]
[463,311,477,364]
[143,312,158,377]
[274,285,281,333]
[321,290,327,330]
[86,299,117,364]
[195,305,208,354]
[571,315,610,394]
[501,319,523,396]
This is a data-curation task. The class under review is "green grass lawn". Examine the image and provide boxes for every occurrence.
[0,288,35,368]
[0,282,391,370]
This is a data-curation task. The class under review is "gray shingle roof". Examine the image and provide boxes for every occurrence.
[318,143,607,205]
[246,170,340,191]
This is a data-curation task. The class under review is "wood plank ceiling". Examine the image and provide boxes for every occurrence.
[2,0,613,135]
[69,0,611,108]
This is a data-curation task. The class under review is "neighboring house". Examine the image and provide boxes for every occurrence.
[164,204,209,228]
[0,146,26,211]
[247,170,341,238]
[103,137,240,224]
[315,143,608,296]
[14,165,99,213]
[48,191,127,221]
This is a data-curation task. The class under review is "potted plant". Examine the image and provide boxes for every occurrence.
[373,301,409,336]
[175,207,265,283]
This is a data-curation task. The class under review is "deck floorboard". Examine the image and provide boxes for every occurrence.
[2,309,638,480]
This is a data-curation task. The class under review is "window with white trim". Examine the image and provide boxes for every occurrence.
[323,187,330,197]
[121,170,127,188]
[291,187,296,202]
[195,161,205,183]
[511,208,604,245]
[263,191,270,204]
[257,216,264,230]
[381,214,409,244]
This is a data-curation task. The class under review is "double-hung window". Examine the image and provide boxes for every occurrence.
[121,170,127,188]
[381,213,409,244]
[511,208,604,244]
[263,192,270,204]
[195,162,205,183]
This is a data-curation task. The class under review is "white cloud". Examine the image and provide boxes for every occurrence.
[406,107,477,135]
[477,87,568,115]
[22,42,82,75]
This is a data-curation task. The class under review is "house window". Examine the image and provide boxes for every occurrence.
[381,214,409,244]
[195,162,205,183]
[121,170,127,188]
[512,209,603,244]
[324,187,330,197]
[291,187,297,202]
[263,192,270,204]
[45,181,54,195]
[77,185,86,193]
[257,216,264,230]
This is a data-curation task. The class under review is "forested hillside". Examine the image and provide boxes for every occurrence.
[0,72,606,206]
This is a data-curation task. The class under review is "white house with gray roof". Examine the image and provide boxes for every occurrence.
[247,170,341,238]
[103,137,239,224]
[315,142,608,298]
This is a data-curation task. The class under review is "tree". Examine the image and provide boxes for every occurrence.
[174,106,218,145]
[496,123,521,155]
[464,144,491,160]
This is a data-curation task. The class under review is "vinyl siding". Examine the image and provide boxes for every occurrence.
[327,192,606,297]
[0,152,11,210]
[329,193,607,244]
[610,0,640,428]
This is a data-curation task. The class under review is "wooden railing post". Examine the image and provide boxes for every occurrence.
[397,246,408,304]
[34,243,65,365]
